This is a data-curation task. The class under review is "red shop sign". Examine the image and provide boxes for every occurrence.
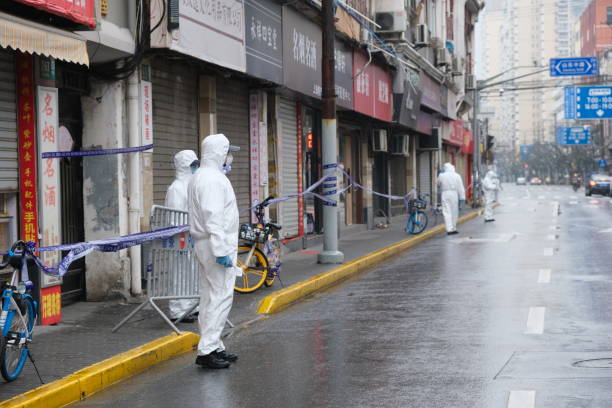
[447,120,464,147]
[353,51,392,122]
[462,129,474,155]
[16,54,39,246]
[14,0,96,28]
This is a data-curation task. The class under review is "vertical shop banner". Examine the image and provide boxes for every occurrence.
[296,105,304,236]
[37,87,62,287]
[445,120,464,146]
[141,80,153,148]
[40,285,61,325]
[335,40,353,109]
[249,94,260,222]
[245,0,283,84]
[15,0,96,28]
[462,129,473,154]
[353,51,392,122]
[174,0,246,72]
[16,54,38,246]
[283,7,322,99]
[259,121,268,186]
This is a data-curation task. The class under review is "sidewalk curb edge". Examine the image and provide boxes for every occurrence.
[0,331,199,408]
[258,208,485,314]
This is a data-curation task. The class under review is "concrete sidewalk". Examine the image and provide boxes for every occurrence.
[0,206,475,403]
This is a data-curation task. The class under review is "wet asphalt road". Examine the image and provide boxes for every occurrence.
[75,185,612,408]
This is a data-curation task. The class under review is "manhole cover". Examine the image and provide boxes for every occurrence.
[573,358,612,368]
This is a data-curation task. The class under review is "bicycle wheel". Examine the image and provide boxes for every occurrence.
[407,210,428,235]
[1,296,35,382]
[234,245,268,293]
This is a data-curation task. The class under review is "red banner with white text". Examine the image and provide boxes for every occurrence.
[14,0,96,28]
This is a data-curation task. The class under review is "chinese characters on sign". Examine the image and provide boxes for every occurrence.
[175,0,246,72]
[556,127,592,145]
[565,86,612,120]
[141,80,153,147]
[245,0,283,84]
[353,51,392,122]
[37,87,62,286]
[15,0,96,28]
[40,285,61,325]
[16,54,39,246]
[249,94,260,223]
[334,41,353,109]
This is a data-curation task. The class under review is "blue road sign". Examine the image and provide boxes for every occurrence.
[565,86,612,120]
[599,159,608,168]
[550,57,599,77]
[519,145,532,161]
[556,127,591,145]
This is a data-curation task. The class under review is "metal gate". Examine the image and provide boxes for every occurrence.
[418,151,432,199]
[151,60,199,204]
[278,98,298,237]
[0,49,18,192]
[216,78,250,223]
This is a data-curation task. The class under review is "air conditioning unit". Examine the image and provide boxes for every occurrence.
[372,129,388,152]
[374,0,408,33]
[466,74,476,90]
[415,24,430,46]
[390,135,410,156]
[436,47,451,67]
[451,56,463,76]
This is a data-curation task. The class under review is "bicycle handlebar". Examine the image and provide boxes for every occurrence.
[0,241,29,270]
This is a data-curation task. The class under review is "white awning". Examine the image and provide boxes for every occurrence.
[0,11,89,66]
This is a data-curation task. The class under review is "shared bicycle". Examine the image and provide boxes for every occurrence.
[234,196,283,293]
[405,196,429,235]
[0,241,40,382]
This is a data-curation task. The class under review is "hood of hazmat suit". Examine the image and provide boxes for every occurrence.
[165,150,198,211]
[188,134,240,356]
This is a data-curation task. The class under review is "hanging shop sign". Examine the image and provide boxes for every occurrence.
[249,94,261,222]
[283,7,322,99]
[40,285,61,325]
[14,0,96,28]
[419,71,443,113]
[462,129,473,155]
[173,0,246,72]
[444,120,464,146]
[16,54,38,246]
[140,80,153,148]
[353,50,392,122]
[245,0,283,84]
[335,40,353,110]
[37,86,62,287]
[416,110,433,136]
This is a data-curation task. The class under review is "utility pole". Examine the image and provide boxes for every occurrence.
[318,0,344,264]
[471,85,481,206]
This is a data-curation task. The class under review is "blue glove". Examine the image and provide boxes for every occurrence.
[216,256,233,268]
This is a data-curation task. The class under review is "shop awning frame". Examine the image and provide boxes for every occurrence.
[0,11,89,66]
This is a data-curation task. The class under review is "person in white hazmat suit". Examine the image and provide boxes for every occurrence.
[164,150,200,322]
[188,133,240,369]
[482,169,500,222]
[437,163,466,235]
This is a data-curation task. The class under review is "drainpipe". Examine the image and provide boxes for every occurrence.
[127,71,142,296]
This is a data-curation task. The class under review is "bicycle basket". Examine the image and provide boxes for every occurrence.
[411,199,427,210]
[239,224,268,243]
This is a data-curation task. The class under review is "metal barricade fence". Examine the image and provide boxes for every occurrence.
[113,205,201,334]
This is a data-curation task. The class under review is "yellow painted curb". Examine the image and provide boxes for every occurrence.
[258,209,485,314]
[1,332,200,408]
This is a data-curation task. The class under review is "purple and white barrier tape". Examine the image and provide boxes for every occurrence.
[42,144,153,159]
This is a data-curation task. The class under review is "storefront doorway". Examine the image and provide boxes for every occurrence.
[339,128,363,225]
[302,107,322,234]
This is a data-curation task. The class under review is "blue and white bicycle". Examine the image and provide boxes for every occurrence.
[0,241,39,382]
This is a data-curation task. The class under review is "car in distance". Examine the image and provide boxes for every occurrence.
[530,177,542,185]
[516,177,527,185]
[585,174,612,196]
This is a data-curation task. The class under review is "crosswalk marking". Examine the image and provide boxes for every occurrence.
[543,248,554,256]
[508,390,536,408]
[538,269,551,283]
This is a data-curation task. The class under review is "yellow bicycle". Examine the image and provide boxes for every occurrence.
[235,197,282,293]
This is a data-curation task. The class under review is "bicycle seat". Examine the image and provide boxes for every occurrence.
[269,223,282,230]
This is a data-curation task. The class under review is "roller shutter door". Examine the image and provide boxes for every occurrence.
[152,61,199,204]
[216,78,250,223]
[418,151,432,199]
[0,50,17,192]
[278,98,298,238]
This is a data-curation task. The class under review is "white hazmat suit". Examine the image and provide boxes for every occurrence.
[164,150,199,320]
[188,134,240,357]
[437,163,466,233]
[482,170,500,222]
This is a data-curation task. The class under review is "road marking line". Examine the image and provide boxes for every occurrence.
[508,390,536,408]
[569,201,578,205]
[538,195,545,199]
[546,234,556,240]
[543,248,554,256]
[525,307,546,334]
[538,269,551,283]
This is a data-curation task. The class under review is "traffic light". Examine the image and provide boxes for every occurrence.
[524,164,529,169]
[486,135,494,151]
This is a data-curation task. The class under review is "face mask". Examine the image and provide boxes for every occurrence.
[222,153,234,174]
[189,160,200,174]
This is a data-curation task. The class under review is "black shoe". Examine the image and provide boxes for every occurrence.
[214,350,238,362]
[195,353,230,369]
[447,230,459,235]
[485,219,495,223]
